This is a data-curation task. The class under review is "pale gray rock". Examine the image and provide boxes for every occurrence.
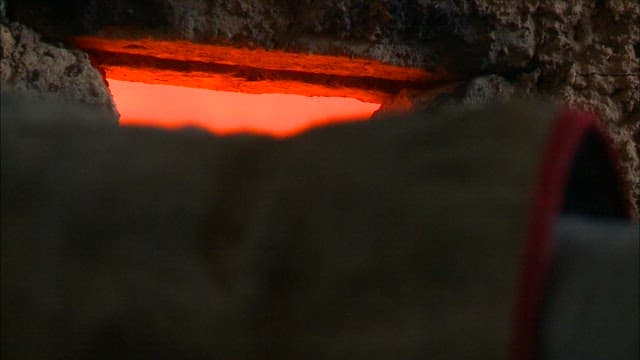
[0,22,117,122]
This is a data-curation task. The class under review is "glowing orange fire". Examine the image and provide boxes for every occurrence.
[72,36,444,137]
[109,79,381,137]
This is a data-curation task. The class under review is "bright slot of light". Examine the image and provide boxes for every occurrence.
[108,79,381,137]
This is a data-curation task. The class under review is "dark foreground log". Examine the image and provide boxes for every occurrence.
[1,93,636,359]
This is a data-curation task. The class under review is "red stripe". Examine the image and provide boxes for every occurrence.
[510,108,628,359]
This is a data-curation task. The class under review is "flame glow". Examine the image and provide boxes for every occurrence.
[109,79,381,137]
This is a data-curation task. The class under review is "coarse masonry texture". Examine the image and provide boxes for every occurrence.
[2,0,639,213]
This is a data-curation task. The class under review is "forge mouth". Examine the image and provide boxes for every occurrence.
[107,79,382,137]
[72,35,451,136]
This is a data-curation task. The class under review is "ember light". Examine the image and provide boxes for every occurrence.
[109,79,381,137]
[73,36,446,137]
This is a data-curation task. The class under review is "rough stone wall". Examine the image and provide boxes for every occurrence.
[160,0,640,209]
[503,1,639,212]
[68,0,632,208]
[0,10,117,120]
[410,1,640,211]
[4,0,639,210]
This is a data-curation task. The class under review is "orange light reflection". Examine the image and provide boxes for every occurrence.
[109,79,381,137]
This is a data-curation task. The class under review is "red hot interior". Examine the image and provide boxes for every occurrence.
[73,36,444,137]
[108,79,381,137]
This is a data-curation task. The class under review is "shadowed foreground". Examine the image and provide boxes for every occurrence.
[1,93,637,359]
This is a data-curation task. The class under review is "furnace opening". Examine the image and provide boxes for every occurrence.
[73,35,448,137]
[108,79,381,137]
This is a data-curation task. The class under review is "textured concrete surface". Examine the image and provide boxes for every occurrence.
[4,0,639,210]
[0,21,117,121]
